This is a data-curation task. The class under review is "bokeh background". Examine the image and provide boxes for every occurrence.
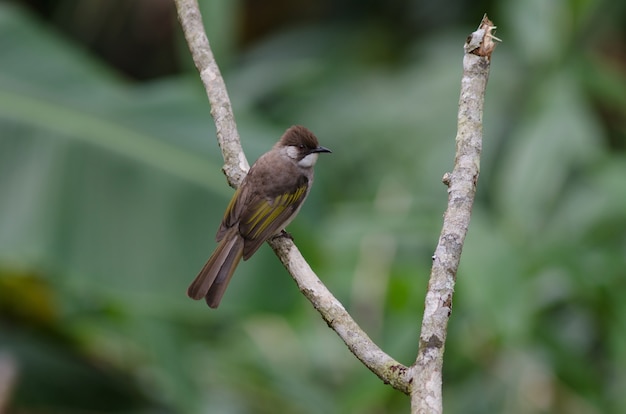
[1,0,625,413]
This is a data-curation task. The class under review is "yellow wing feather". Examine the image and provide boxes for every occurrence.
[244,185,307,240]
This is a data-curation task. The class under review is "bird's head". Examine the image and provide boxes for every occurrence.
[277,125,332,168]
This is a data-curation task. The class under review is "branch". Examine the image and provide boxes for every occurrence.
[174,0,248,185]
[409,15,498,414]
[174,0,411,395]
[269,237,411,393]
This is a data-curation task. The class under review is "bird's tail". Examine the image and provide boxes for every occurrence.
[187,231,244,308]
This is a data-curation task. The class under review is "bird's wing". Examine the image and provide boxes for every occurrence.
[216,184,251,242]
[238,181,309,259]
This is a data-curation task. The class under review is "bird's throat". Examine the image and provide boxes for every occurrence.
[298,152,319,168]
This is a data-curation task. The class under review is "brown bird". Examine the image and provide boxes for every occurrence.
[187,125,331,308]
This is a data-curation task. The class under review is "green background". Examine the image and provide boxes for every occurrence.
[1,0,625,413]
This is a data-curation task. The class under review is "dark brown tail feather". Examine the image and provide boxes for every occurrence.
[205,242,244,308]
[187,231,244,305]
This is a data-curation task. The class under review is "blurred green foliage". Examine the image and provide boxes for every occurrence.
[1,0,625,413]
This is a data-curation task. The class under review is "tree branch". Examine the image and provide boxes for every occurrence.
[174,0,248,186]
[409,15,498,414]
[269,237,411,393]
[174,0,411,395]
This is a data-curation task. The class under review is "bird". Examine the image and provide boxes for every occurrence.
[187,125,331,308]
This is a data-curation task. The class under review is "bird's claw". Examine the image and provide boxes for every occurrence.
[273,230,293,241]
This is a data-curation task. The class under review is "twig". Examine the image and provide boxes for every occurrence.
[409,15,498,414]
[174,0,411,395]
[174,0,248,185]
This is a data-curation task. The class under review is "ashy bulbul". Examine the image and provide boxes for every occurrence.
[187,125,331,308]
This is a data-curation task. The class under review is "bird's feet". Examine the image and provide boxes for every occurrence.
[272,230,293,241]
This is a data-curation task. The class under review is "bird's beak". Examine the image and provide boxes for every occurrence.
[312,146,332,154]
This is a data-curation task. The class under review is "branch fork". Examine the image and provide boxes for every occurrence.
[174,2,496,411]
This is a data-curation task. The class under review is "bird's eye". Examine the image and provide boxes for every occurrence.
[299,144,305,149]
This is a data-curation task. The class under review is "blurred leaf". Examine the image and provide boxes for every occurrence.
[495,71,604,238]
[1,321,163,413]
[1,0,626,413]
